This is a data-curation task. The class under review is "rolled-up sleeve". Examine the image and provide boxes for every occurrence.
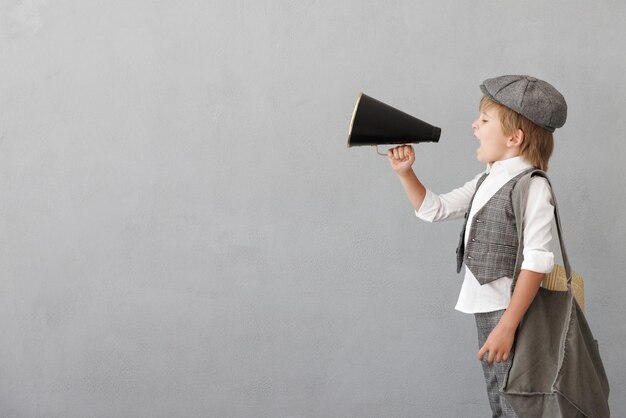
[521,177,555,273]
[415,188,441,222]
[414,172,484,222]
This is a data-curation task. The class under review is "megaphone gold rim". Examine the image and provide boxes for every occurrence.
[347,92,364,148]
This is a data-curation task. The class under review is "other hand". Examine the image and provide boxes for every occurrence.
[478,323,515,365]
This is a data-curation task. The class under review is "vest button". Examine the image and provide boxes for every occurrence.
[471,238,476,242]
[467,256,472,260]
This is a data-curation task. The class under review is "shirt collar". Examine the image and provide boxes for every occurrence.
[485,156,533,176]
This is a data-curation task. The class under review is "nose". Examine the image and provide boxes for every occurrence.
[471,118,479,130]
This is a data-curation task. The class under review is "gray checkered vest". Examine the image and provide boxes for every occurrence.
[456,168,535,285]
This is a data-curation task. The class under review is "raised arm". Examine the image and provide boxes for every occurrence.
[388,145,480,222]
[387,145,427,212]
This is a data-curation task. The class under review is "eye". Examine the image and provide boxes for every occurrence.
[481,119,488,123]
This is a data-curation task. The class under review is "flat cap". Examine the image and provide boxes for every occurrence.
[480,75,567,132]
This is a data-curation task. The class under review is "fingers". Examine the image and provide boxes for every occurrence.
[388,145,413,160]
[478,346,510,364]
[477,345,486,362]
[478,347,495,364]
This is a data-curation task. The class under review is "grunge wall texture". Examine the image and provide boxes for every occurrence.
[1,1,624,416]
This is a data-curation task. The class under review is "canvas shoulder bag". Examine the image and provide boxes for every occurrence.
[501,169,610,418]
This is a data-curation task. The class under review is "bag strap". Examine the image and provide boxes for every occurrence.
[511,169,572,293]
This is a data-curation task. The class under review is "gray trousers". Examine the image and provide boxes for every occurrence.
[475,310,517,418]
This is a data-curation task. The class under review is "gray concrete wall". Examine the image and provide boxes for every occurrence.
[1,1,624,417]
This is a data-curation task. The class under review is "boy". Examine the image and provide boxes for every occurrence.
[388,75,567,417]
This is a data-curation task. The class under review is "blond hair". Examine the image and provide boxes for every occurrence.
[479,96,554,171]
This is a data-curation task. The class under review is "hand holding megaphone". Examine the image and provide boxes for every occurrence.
[387,145,415,174]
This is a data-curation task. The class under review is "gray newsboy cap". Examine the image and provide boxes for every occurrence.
[480,75,567,132]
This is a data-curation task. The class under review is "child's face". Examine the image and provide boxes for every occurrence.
[471,106,517,164]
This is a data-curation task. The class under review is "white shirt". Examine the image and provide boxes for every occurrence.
[416,156,555,313]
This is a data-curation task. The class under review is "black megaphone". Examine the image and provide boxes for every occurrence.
[347,93,441,155]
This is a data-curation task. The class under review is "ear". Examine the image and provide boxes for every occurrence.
[508,129,524,147]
